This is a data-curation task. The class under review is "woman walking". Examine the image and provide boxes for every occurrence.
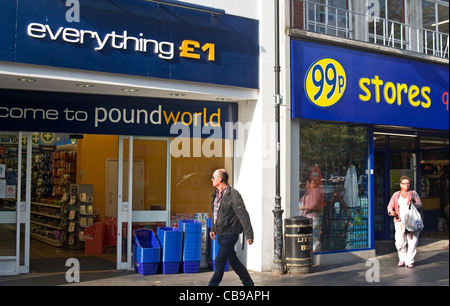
[387,176,423,268]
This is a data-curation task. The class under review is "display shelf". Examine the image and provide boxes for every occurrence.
[30,201,68,246]
[28,149,77,247]
[66,184,94,249]
[30,232,65,247]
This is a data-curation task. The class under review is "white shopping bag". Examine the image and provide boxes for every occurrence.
[403,201,424,232]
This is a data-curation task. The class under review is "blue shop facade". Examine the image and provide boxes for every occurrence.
[0,0,261,275]
[290,37,449,262]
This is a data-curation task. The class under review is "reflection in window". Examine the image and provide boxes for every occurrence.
[306,0,349,37]
[299,122,369,253]
[171,138,233,218]
[0,132,19,211]
[423,0,450,33]
[422,0,449,55]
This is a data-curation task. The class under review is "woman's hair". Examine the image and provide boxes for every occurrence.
[400,175,411,183]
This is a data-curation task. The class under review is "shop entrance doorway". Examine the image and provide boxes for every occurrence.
[374,131,418,240]
[0,132,32,275]
[116,136,171,270]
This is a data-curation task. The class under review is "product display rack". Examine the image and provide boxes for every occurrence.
[67,184,94,249]
[30,200,67,247]
[29,150,77,247]
[346,196,369,249]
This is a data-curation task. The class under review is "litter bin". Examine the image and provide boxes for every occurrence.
[284,216,313,274]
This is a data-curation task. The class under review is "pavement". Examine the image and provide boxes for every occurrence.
[0,236,448,288]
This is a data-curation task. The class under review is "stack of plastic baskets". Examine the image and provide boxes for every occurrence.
[133,229,160,275]
[178,220,202,273]
[206,218,229,271]
[156,227,182,274]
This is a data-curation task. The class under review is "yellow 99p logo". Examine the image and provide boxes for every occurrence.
[304,58,347,108]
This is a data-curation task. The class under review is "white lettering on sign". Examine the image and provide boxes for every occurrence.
[0,106,58,120]
[0,105,223,129]
[27,23,175,60]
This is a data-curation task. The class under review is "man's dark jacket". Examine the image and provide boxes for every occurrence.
[210,186,254,240]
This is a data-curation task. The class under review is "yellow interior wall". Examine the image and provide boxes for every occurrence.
[422,197,440,210]
[132,139,167,209]
[170,138,233,215]
[75,136,232,220]
[76,135,118,221]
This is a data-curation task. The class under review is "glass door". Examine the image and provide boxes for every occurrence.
[374,150,392,240]
[374,131,418,240]
[116,136,171,270]
[0,132,31,275]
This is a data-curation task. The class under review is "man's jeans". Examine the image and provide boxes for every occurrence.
[208,234,254,286]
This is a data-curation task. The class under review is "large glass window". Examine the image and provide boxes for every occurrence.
[422,0,449,55]
[423,0,450,33]
[299,122,369,253]
[368,0,405,46]
[419,136,449,200]
[170,138,233,218]
[306,0,349,37]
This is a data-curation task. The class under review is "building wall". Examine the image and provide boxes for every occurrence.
[185,0,279,272]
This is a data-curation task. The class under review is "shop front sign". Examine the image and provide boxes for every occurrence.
[0,0,259,89]
[291,39,449,130]
[0,89,238,139]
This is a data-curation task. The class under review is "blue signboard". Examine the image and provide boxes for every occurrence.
[0,0,259,89]
[291,39,449,130]
[0,89,238,139]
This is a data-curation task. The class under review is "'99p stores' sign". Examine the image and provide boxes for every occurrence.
[304,58,347,108]
[293,39,448,130]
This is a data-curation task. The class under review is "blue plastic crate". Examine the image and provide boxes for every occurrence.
[133,229,160,263]
[134,260,158,275]
[183,261,200,273]
[156,227,182,263]
[161,262,180,274]
[178,220,202,262]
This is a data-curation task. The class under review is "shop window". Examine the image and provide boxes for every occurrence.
[170,138,233,222]
[0,132,19,212]
[121,137,233,224]
[0,132,19,255]
[420,150,449,199]
[299,122,369,253]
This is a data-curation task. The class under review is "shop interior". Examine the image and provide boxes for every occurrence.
[0,132,232,272]
[298,121,449,254]
[374,128,449,240]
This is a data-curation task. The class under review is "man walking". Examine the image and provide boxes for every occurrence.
[209,169,254,286]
